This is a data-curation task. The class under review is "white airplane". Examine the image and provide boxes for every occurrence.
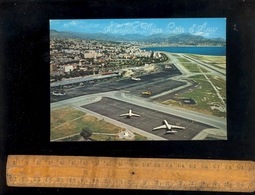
[153,120,185,134]
[52,91,66,96]
[131,77,141,81]
[119,110,140,118]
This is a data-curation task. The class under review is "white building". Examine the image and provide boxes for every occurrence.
[64,65,74,72]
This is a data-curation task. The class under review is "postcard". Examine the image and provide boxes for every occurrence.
[50,18,226,142]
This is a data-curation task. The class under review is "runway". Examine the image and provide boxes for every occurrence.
[50,64,184,102]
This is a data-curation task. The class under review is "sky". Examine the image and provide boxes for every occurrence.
[50,18,226,39]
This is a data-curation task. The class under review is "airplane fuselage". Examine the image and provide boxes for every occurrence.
[164,120,171,129]
[128,109,132,117]
[132,77,141,81]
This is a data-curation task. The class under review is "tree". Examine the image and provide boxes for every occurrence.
[150,51,154,59]
[80,128,92,139]
[56,75,63,81]
[79,70,85,76]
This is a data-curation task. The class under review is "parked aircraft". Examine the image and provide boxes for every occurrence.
[132,77,141,81]
[119,110,140,118]
[153,120,185,134]
[52,91,66,96]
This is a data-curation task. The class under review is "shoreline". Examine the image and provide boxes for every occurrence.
[140,45,226,48]
[139,46,226,56]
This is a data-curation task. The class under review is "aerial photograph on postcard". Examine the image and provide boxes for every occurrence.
[50,18,226,141]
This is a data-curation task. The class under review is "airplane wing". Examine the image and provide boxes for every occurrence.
[166,130,177,134]
[171,125,185,129]
[119,113,129,117]
[130,113,140,117]
[153,125,167,130]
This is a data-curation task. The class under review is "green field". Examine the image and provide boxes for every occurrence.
[176,54,225,73]
[180,62,209,73]
[59,133,149,141]
[51,107,85,128]
[161,74,226,117]
[177,58,191,63]
[160,53,226,117]
[185,54,226,70]
[89,133,148,141]
[51,107,148,141]
[207,75,226,100]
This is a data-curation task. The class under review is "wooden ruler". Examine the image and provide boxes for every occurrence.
[6,155,255,192]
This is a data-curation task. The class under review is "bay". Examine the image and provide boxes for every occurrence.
[140,46,226,56]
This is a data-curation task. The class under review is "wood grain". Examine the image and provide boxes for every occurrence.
[6,155,255,192]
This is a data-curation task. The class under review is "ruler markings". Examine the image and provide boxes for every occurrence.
[6,155,255,192]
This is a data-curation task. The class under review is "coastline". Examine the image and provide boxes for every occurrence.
[140,45,226,48]
[139,46,226,56]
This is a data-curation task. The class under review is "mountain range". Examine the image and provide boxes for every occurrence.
[50,29,226,45]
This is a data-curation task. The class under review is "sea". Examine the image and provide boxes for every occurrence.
[140,46,226,56]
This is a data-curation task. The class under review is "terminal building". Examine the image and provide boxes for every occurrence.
[50,73,121,88]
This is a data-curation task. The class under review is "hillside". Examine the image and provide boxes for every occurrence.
[50,30,225,45]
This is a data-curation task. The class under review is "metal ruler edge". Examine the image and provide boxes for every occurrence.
[6,155,255,192]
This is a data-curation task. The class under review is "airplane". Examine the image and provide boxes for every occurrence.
[119,109,140,118]
[131,77,141,81]
[153,120,185,134]
[52,91,66,96]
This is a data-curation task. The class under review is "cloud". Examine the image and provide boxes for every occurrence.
[62,21,104,32]
[193,31,210,37]
[49,20,61,27]
[83,23,101,29]
[63,21,77,28]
